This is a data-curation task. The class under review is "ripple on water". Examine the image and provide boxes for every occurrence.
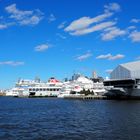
[0,97,140,140]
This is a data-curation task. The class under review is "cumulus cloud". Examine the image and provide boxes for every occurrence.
[0,61,24,66]
[76,52,92,61]
[96,53,112,59]
[64,2,121,36]
[5,4,43,26]
[130,18,140,23]
[48,14,56,22]
[104,3,121,12]
[127,26,136,30]
[65,12,113,32]
[129,30,140,42]
[101,26,126,40]
[0,24,8,29]
[70,21,116,36]
[35,44,49,52]
[96,53,125,60]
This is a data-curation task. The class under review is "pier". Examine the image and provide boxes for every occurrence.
[64,95,108,100]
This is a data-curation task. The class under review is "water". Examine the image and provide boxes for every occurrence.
[0,97,140,140]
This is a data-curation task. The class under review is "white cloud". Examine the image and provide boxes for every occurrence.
[65,12,113,32]
[76,52,92,61]
[0,61,24,66]
[129,31,140,42]
[131,18,140,23]
[70,21,116,36]
[101,27,126,40]
[19,15,42,25]
[58,21,66,29]
[96,53,112,59]
[48,14,56,22]
[96,53,125,60]
[104,3,121,12]
[127,26,136,30]
[109,54,125,60]
[35,44,49,52]
[5,4,43,26]
[0,24,8,29]
[64,3,121,36]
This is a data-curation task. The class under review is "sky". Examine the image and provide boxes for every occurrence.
[0,0,140,88]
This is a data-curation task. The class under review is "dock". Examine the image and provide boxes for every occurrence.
[64,95,108,100]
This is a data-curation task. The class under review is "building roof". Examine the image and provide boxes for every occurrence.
[120,60,140,71]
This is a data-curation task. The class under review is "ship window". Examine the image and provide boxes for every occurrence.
[36,88,39,91]
[29,89,32,91]
[50,89,52,91]
[43,88,46,91]
[40,88,43,91]
[33,88,35,91]
[53,89,56,91]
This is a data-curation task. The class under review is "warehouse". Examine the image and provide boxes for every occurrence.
[110,61,140,79]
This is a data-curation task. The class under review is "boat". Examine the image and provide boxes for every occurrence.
[6,77,63,97]
[58,76,106,98]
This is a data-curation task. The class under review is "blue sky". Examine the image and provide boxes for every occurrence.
[0,0,140,88]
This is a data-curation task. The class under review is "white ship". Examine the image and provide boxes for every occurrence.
[58,76,106,98]
[6,75,106,98]
[6,77,63,97]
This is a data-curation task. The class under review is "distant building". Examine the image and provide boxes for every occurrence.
[92,71,97,79]
[64,78,68,82]
[110,61,140,79]
[35,76,41,83]
[72,73,81,81]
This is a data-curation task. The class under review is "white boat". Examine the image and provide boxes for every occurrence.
[6,75,106,98]
[58,76,106,98]
[6,77,63,97]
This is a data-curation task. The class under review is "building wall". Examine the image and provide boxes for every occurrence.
[110,65,131,79]
[130,71,140,79]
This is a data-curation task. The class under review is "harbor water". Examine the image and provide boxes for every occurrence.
[0,97,140,140]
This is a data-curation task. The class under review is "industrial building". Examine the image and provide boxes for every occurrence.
[104,61,140,98]
[110,60,140,80]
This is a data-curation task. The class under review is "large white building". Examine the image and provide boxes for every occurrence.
[110,61,140,79]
